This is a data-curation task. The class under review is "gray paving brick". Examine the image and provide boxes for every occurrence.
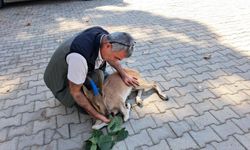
[26,92,47,104]
[69,121,92,137]
[234,133,250,149]
[209,96,237,109]
[58,134,82,150]
[22,109,48,125]
[56,111,80,128]
[0,107,13,118]
[0,114,22,129]
[147,124,176,144]
[191,99,217,115]
[211,120,243,140]
[12,102,34,116]
[187,111,219,130]
[0,128,8,142]
[159,79,181,91]
[207,76,231,88]
[211,136,245,150]
[154,99,179,112]
[17,87,36,97]
[192,89,217,102]
[8,121,33,140]
[125,130,153,150]
[210,106,240,123]
[190,126,222,147]
[174,93,199,107]
[176,75,197,86]
[163,71,182,81]
[31,140,57,150]
[172,104,198,120]
[169,120,192,137]
[232,114,250,132]
[226,91,250,104]
[3,96,25,109]
[200,144,216,150]
[167,133,198,150]
[33,116,56,133]
[0,137,18,150]
[230,102,250,117]
[140,140,170,150]
[208,69,228,79]
[18,130,44,150]
[34,99,56,111]
[130,116,156,133]
[135,103,160,118]
[112,141,127,150]
[151,110,178,127]
[175,84,198,96]
[45,105,67,117]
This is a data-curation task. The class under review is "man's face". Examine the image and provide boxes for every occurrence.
[101,42,127,62]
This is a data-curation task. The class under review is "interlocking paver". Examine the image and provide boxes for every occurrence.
[0,0,250,149]
[167,133,198,150]
[211,120,243,140]
[234,133,250,149]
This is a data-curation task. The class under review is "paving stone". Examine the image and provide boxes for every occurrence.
[18,130,44,150]
[175,84,198,96]
[12,102,34,116]
[200,144,216,150]
[207,76,231,88]
[45,105,67,117]
[56,111,80,128]
[191,99,217,114]
[0,106,13,118]
[174,93,199,107]
[0,114,22,129]
[230,102,250,117]
[226,91,250,104]
[3,96,25,109]
[8,121,33,139]
[231,114,250,132]
[69,120,92,137]
[167,133,198,150]
[211,136,245,150]
[210,106,240,123]
[130,115,156,133]
[169,120,192,137]
[0,128,8,142]
[177,68,197,77]
[190,126,222,147]
[211,120,243,140]
[151,110,178,126]
[154,99,179,112]
[26,92,47,104]
[112,141,127,150]
[135,103,160,118]
[209,96,237,109]
[234,132,250,149]
[186,112,219,130]
[192,89,217,102]
[58,134,82,150]
[31,140,57,150]
[192,72,213,82]
[33,116,56,133]
[176,75,197,86]
[140,140,170,150]
[0,137,18,150]
[34,99,56,111]
[147,124,176,144]
[22,109,48,125]
[159,79,181,91]
[172,104,198,120]
[125,130,153,150]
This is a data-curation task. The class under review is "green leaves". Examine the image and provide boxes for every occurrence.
[85,116,129,150]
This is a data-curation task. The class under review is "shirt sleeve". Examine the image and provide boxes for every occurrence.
[66,53,88,84]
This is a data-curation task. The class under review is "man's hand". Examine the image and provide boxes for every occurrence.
[122,74,139,87]
[68,80,110,123]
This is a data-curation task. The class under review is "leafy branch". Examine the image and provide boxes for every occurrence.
[85,116,129,150]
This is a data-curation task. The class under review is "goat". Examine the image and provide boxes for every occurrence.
[82,68,168,130]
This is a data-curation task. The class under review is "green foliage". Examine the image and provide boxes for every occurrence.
[85,116,128,150]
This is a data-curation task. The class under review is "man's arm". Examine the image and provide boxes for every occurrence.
[68,80,110,123]
[107,60,139,87]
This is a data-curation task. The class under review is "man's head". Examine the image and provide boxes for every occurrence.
[101,32,135,62]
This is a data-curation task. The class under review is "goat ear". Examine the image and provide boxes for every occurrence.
[82,85,92,99]
[96,70,104,95]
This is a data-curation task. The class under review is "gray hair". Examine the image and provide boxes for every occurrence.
[106,32,135,57]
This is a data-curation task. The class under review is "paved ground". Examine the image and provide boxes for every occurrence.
[0,0,250,149]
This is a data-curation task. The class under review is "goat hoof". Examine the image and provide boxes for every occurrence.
[126,103,131,110]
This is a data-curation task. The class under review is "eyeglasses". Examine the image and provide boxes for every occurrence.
[110,41,135,50]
